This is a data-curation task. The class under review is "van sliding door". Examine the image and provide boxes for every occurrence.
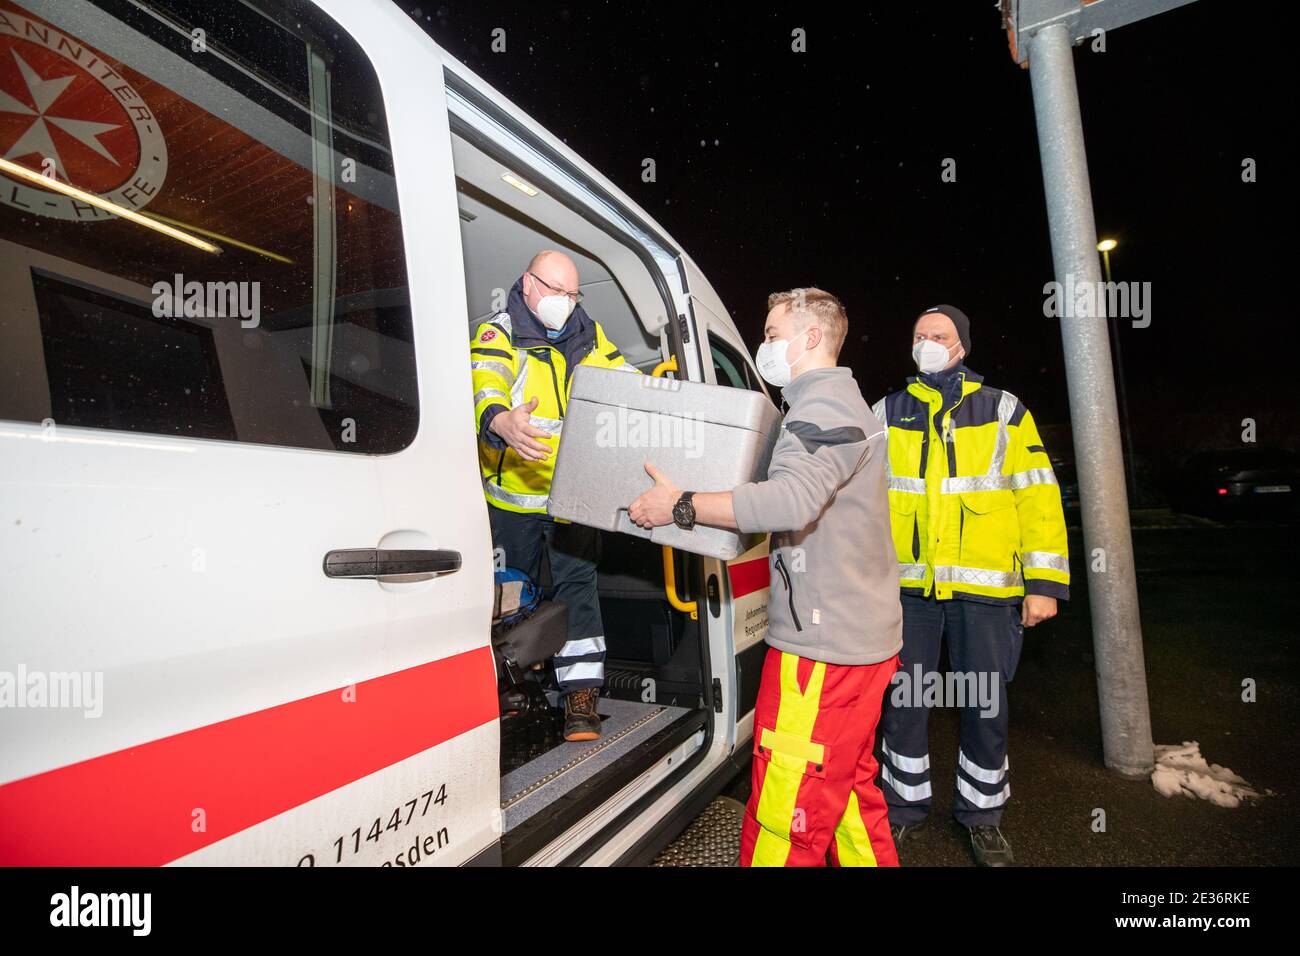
[674,253,770,751]
[0,0,499,866]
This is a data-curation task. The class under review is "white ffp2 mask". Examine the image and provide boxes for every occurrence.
[535,294,575,331]
[912,338,958,374]
[755,336,810,388]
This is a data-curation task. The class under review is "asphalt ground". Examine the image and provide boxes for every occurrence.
[662,513,1299,866]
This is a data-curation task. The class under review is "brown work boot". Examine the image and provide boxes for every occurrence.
[563,688,602,741]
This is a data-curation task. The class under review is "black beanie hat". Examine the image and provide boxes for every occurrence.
[917,304,971,357]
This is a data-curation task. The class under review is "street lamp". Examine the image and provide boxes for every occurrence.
[1097,237,1117,282]
[1096,236,1137,500]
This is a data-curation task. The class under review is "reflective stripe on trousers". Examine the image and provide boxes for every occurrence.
[488,506,604,692]
[882,594,1019,828]
[957,750,1010,809]
[553,636,606,686]
[879,765,931,802]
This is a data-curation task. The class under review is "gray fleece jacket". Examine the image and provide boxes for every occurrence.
[731,367,903,666]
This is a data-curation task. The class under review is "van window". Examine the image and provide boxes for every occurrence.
[709,335,763,392]
[0,0,415,453]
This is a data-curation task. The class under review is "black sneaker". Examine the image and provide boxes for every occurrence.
[563,688,601,742]
[889,820,927,845]
[968,825,1014,867]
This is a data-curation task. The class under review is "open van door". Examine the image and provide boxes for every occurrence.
[675,253,771,751]
[0,0,499,866]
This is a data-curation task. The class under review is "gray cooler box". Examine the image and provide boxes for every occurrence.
[548,366,782,560]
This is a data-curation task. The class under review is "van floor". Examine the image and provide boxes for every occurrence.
[499,697,694,837]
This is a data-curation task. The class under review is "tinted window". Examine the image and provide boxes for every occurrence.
[0,0,415,453]
[710,336,763,393]
[33,271,236,438]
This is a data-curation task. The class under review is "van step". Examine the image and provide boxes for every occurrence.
[653,796,746,867]
[650,796,743,863]
[500,698,691,835]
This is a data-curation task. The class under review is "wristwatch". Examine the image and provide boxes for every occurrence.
[672,491,697,530]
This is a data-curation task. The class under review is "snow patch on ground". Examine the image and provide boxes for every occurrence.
[1151,741,1260,808]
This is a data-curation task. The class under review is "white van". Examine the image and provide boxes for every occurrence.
[0,0,775,866]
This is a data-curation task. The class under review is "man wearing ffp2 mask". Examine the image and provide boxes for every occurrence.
[872,303,1071,867]
[469,250,637,742]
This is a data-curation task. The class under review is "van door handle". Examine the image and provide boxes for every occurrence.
[323,549,462,578]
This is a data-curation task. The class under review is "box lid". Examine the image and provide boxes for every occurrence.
[568,366,780,433]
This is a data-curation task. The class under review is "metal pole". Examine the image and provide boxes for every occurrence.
[1028,23,1154,777]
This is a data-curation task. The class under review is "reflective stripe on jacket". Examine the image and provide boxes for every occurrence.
[871,367,1070,604]
[471,281,636,514]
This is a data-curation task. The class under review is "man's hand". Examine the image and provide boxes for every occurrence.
[488,397,553,461]
[628,462,680,529]
[1022,594,1057,627]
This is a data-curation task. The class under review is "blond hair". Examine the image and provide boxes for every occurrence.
[766,287,848,357]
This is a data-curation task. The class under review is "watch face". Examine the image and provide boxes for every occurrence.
[673,499,695,528]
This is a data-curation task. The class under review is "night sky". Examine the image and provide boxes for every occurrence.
[402,1,1293,487]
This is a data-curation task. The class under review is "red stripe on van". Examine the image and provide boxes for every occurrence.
[0,646,498,866]
[728,556,770,599]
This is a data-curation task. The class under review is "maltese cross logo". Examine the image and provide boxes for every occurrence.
[0,49,121,182]
[0,11,167,221]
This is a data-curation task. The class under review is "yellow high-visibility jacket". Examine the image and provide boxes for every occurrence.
[471,295,636,514]
[871,368,1070,604]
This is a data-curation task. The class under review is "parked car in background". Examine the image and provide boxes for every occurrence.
[1170,447,1299,520]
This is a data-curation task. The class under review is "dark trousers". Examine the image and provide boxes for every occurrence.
[878,593,1024,828]
[488,506,605,693]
